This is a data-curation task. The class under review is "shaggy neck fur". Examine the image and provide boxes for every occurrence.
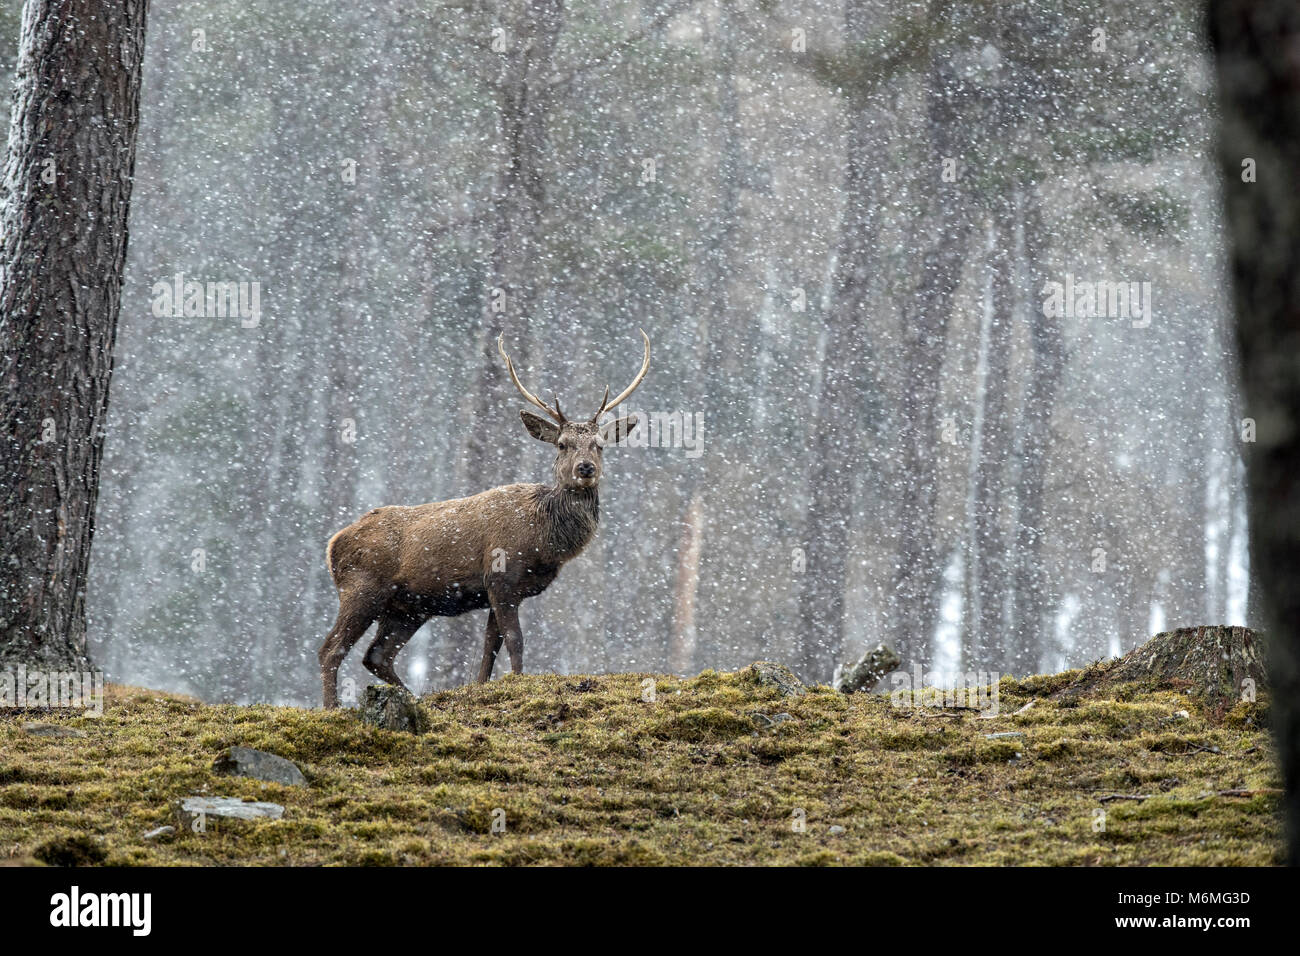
[533,483,599,560]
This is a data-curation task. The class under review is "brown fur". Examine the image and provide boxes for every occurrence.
[317,415,636,707]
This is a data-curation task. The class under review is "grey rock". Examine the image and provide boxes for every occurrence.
[834,644,902,694]
[744,662,807,698]
[748,711,795,730]
[21,721,86,738]
[361,683,430,734]
[213,746,306,786]
[142,825,175,841]
[175,796,284,830]
[983,732,1024,740]
[828,825,846,835]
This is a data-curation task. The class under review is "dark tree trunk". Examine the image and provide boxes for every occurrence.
[795,54,884,683]
[461,0,565,490]
[1009,192,1063,672]
[1072,626,1265,713]
[0,0,150,670]
[887,50,977,670]
[672,0,743,675]
[1208,0,1300,865]
[443,0,565,687]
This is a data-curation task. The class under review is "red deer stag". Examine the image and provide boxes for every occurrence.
[317,331,650,707]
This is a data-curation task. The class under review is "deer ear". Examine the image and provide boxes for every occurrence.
[600,414,638,445]
[521,410,560,444]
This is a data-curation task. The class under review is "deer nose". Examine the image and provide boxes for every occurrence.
[576,461,596,478]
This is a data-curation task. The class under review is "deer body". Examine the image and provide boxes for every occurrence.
[318,333,648,708]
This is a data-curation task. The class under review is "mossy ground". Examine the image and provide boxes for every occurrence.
[0,667,1282,866]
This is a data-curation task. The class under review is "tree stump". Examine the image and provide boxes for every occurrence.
[1073,626,1266,708]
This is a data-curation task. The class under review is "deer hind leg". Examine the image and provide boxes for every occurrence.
[362,612,422,693]
[319,590,381,709]
[476,609,504,683]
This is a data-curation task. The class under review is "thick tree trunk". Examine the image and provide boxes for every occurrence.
[672,0,743,674]
[0,0,150,670]
[461,0,564,490]
[887,48,977,669]
[1070,626,1265,712]
[795,89,882,684]
[443,0,564,687]
[1209,0,1300,865]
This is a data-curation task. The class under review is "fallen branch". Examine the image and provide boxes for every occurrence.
[1098,793,1153,803]
[979,699,1036,720]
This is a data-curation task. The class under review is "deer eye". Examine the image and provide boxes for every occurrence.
[557,442,567,451]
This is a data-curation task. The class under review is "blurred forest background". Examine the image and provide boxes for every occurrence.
[0,0,1247,705]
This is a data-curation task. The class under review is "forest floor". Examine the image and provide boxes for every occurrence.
[0,664,1282,866]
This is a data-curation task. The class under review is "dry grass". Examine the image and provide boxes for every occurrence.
[0,665,1282,866]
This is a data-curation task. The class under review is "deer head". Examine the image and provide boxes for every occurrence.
[497,330,650,490]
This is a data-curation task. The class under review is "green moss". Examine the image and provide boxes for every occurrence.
[649,707,756,742]
[0,670,1281,866]
[34,832,107,866]
[1224,698,1269,729]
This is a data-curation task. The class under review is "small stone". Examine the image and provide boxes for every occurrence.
[175,796,284,831]
[828,825,846,835]
[984,731,1024,740]
[142,825,175,841]
[747,711,795,730]
[213,746,306,786]
[21,721,86,738]
[361,684,431,734]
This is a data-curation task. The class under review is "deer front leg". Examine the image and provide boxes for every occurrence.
[487,592,524,675]
[477,609,504,683]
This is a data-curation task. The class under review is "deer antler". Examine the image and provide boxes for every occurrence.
[591,329,650,422]
[498,334,566,424]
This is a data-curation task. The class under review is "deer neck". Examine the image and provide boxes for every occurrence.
[534,484,599,561]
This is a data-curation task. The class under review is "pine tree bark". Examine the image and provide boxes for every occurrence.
[1070,626,1265,711]
[1009,192,1063,670]
[443,0,565,687]
[1209,0,1300,865]
[0,0,151,670]
[461,0,565,491]
[795,93,882,684]
[887,51,976,670]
